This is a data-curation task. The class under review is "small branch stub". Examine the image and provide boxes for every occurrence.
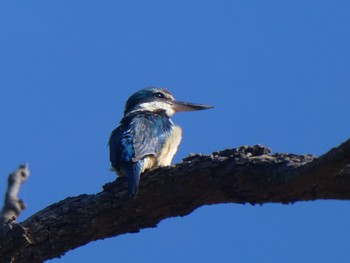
[0,164,30,224]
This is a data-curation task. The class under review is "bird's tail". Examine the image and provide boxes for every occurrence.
[127,161,142,197]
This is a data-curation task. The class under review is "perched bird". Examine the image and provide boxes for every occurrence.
[109,87,213,196]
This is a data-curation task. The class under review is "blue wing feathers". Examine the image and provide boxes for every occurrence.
[109,111,172,196]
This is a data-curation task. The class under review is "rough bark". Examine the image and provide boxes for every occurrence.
[2,139,350,262]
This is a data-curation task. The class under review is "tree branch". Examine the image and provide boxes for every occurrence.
[2,139,350,262]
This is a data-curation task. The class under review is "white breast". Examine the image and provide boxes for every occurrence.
[156,125,182,167]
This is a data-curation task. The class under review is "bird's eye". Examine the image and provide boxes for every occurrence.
[155,92,165,99]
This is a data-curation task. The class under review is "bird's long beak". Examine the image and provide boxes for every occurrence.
[171,100,213,112]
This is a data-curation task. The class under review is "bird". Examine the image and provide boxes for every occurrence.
[108,87,213,196]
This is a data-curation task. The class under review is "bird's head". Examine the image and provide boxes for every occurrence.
[124,87,213,117]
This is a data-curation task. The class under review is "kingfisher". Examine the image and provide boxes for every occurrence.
[108,87,213,196]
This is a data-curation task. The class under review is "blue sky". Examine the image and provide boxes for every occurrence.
[1,1,350,262]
